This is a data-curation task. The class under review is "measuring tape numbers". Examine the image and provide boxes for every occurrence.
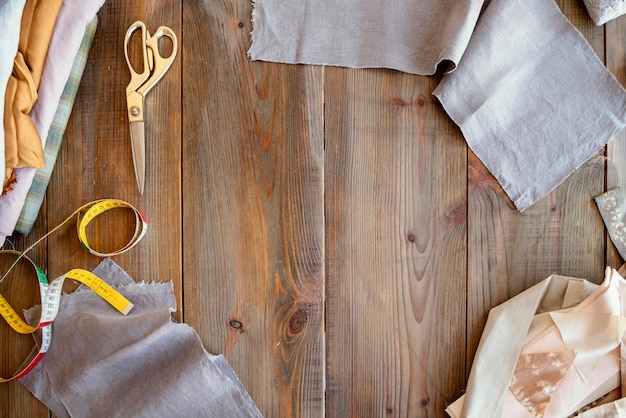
[0,199,147,382]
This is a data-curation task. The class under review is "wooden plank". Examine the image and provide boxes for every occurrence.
[606,14,626,268]
[466,0,607,387]
[324,68,467,416]
[181,1,325,417]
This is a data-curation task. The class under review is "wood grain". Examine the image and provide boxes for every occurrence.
[324,68,467,417]
[0,0,624,417]
[182,1,325,417]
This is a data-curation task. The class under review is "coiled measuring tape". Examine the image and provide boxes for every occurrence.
[0,199,147,382]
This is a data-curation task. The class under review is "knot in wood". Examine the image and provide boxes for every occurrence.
[415,95,428,109]
[288,307,309,335]
[229,319,243,330]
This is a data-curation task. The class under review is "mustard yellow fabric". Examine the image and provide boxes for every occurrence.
[3,0,62,193]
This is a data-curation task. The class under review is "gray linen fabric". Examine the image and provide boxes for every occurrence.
[19,258,262,418]
[433,0,626,211]
[249,0,485,75]
[250,0,626,212]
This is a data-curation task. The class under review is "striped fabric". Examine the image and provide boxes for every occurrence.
[15,16,98,235]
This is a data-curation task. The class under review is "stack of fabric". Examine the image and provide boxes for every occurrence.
[0,0,103,248]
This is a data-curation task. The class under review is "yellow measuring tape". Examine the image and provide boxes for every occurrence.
[0,199,147,382]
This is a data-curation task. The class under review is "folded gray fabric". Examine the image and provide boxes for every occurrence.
[19,258,262,418]
[433,0,626,211]
[249,0,485,75]
[582,0,626,25]
[250,0,626,212]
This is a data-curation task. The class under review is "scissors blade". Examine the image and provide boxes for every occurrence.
[129,121,146,195]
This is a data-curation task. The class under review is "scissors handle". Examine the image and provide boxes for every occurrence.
[139,26,178,96]
[124,21,151,97]
[124,21,178,97]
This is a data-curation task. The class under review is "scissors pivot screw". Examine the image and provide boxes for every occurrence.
[130,105,141,117]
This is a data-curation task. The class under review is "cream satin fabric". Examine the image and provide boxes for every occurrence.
[447,268,626,418]
[3,0,62,193]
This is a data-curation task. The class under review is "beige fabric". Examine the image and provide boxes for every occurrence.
[447,268,626,418]
[509,351,576,417]
[3,0,62,193]
[576,397,626,417]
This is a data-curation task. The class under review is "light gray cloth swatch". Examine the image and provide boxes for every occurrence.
[250,0,626,212]
[19,258,262,418]
[249,0,485,75]
[582,0,626,25]
[433,0,626,211]
[596,188,626,262]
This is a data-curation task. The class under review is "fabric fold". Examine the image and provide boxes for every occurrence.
[15,17,98,235]
[582,0,626,25]
[3,0,62,192]
[0,0,105,248]
[432,0,626,211]
[447,268,626,418]
[452,276,555,417]
[0,0,28,196]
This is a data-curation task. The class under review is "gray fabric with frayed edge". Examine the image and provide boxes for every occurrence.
[19,258,262,418]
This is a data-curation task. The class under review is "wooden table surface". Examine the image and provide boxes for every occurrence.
[1,0,624,417]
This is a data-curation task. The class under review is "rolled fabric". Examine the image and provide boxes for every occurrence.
[14,17,99,235]
[3,0,62,192]
[0,0,105,248]
[0,0,27,200]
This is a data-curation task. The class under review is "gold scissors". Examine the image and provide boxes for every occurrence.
[125,21,178,195]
